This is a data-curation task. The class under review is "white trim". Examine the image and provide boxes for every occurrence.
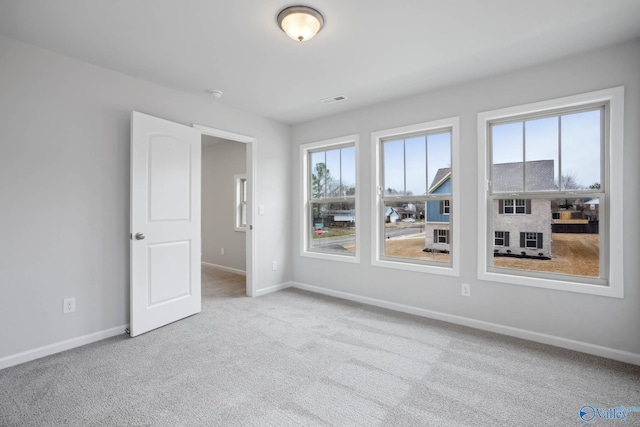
[193,125,255,144]
[477,87,624,298]
[234,173,247,232]
[254,281,293,297]
[0,325,128,370]
[299,134,361,263]
[194,124,258,297]
[201,261,246,276]
[371,117,460,276]
[290,281,640,366]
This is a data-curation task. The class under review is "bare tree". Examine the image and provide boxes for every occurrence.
[556,172,583,190]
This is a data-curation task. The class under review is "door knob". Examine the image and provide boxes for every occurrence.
[135,232,145,240]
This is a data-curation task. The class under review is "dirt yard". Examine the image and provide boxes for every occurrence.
[385,236,450,262]
[494,233,599,277]
[344,233,598,276]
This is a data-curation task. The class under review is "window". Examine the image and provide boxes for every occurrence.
[441,200,450,215]
[478,87,624,297]
[523,232,541,249]
[494,231,509,247]
[501,199,528,214]
[234,174,247,231]
[372,117,459,276]
[301,134,359,262]
[435,229,449,244]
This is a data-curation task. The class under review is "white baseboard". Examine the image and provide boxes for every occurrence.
[201,261,246,276]
[254,281,293,297]
[291,282,640,366]
[0,324,128,370]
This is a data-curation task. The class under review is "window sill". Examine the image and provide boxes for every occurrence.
[301,249,360,264]
[478,269,622,298]
[372,258,459,277]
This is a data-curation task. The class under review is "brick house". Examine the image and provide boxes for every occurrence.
[424,160,554,257]
[492,160,554,257]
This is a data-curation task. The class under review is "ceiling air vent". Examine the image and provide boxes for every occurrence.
[321,95,348,105]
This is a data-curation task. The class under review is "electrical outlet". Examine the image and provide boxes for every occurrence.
[461,283,471,297]
[220,247,225,255]
[259,205,265,215]
[272,260,277,271]
[63,297,76,314]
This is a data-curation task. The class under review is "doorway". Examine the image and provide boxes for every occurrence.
[195,124,256,297]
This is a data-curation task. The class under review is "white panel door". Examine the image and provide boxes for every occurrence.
[130,111,201,337]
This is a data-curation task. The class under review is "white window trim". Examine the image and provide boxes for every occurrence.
[234,174,247,232]
[477,87,624,298]
[300,134,360,263]
[442,200,450,215]
[371,117,460,276]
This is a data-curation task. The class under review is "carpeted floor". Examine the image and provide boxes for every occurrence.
[1,265,639,426]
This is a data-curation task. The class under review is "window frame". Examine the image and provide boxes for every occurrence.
[441,200,451,215]
[300,134,360,263]
[477,87,624,298]
[371,117,460,276]
[234,174,247,232]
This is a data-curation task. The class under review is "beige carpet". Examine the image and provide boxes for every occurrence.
[0,265,638,426]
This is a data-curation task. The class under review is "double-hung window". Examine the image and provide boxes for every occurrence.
[478,87,624,297]
[234,174,247,231]
[301,135,359,262]
[372,117,459,275]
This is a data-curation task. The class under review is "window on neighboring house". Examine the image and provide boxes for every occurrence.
[234,174,247,231]
[441,200,450,215]
[478,87,624,298]
[301,135,359,262]
[435,229,449,244]
[371,117,459,276]
[494,231,509,246]
[522,232,542,249]
[501,199,529,214]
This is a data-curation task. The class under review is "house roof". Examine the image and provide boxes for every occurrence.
[493,160,555,192]
[428,168,451,193]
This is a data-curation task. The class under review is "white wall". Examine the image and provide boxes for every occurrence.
[0,35,291,362]
[291,38,640,358]
[202,139,246,272]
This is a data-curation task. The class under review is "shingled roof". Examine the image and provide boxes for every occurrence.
[492,160,555,192]
[428,168,451,193]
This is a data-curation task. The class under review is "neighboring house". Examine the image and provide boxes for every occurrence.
[332,210,356,224]
[424,161,554,257]
[583,198,600,221]
[386,204,418,223]
[385,207,401,223]
[492,160,554,257]
[424,168,451,252]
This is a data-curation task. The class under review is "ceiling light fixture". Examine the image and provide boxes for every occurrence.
[277,5,324,42]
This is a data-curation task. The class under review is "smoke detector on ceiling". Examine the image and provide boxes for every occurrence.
[321,95,348,105]
[208,89,223,99]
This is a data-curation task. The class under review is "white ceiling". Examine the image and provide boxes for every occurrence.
[1,1,639,124]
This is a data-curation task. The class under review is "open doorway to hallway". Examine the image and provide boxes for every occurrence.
[201,135,248,293]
